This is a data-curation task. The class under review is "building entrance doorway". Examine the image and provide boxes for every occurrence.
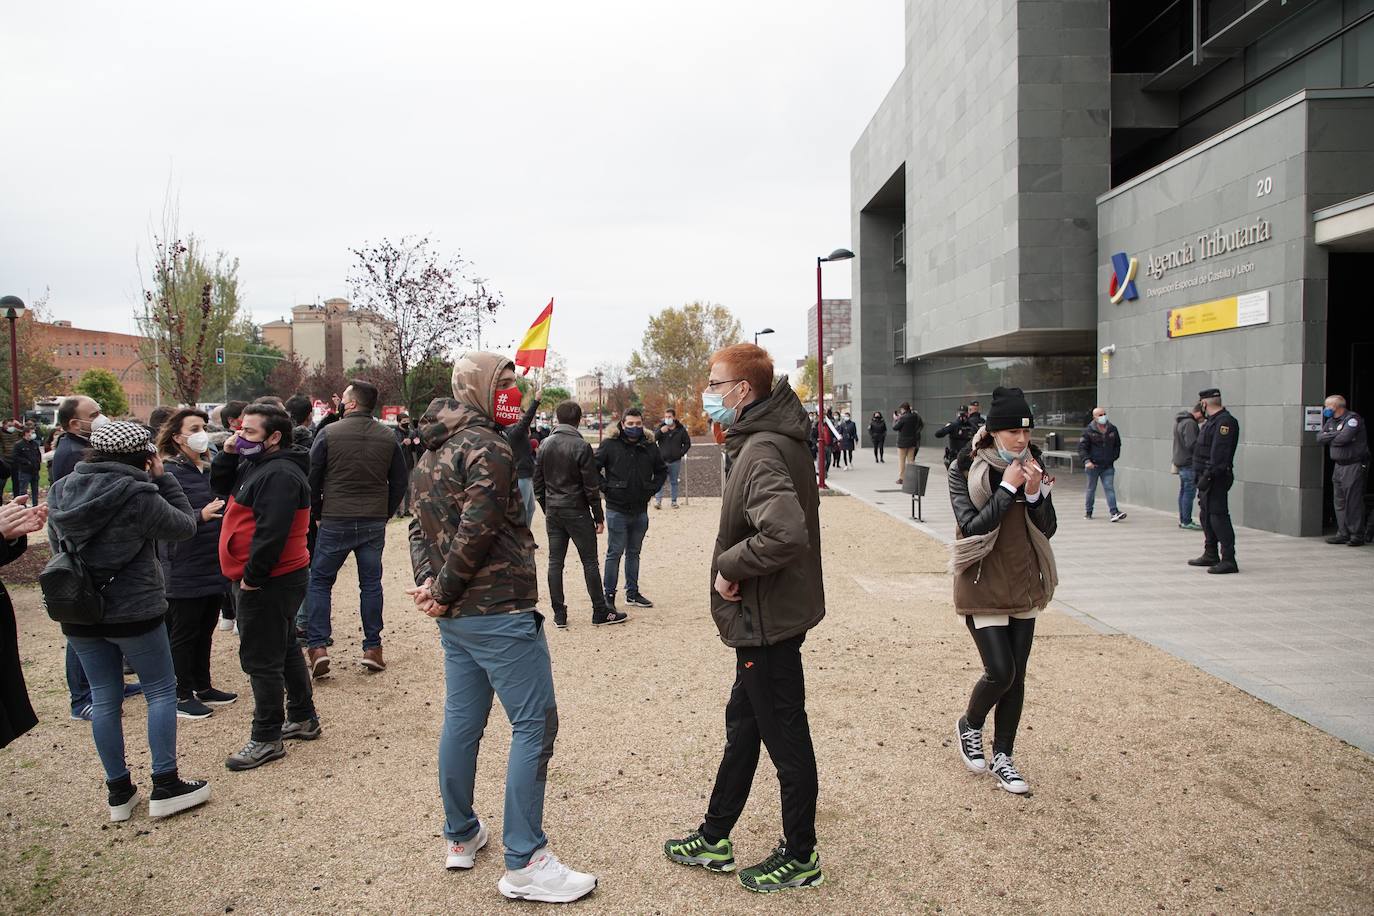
[1322,252,1374,531]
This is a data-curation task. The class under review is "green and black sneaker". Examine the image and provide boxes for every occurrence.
[663,830,736,872]
[738,843,824,893]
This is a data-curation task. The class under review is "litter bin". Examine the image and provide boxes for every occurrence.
[902,464,930,521]
[1044,431,1060,450]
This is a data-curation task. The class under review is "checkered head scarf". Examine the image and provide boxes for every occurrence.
[91,420,156,455]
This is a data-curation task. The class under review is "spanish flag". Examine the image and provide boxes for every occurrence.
[514,299,554,375]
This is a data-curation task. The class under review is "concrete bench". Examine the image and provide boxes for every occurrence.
[1041,450,1081,473]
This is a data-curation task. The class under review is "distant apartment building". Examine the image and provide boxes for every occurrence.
[807,298,852,363]
[574,373,600,412]
[30,316,157,420]
[261,297,392,377]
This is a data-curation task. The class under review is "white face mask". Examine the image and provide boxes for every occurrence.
[185,431,211,453]
[90,413,111,432]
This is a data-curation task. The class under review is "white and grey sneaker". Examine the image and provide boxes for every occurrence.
[225,739,287,772]
[217,615,234,632]
[990,753,1029,794]
[445,821,489,870]
[498,847,597,903]
[956,715,986,773]
[1110,511,1128,523]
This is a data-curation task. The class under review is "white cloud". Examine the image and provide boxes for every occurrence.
[0,0,903,377]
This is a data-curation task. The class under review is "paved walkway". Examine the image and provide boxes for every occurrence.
[826,448,1374,753]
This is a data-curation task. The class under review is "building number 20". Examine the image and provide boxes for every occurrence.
[1256,175,1273,197]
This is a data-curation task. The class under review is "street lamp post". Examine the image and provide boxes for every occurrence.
[1,296,27,422]
[754,327,775,346]
[596,371,603,445]
[815,249,853,489]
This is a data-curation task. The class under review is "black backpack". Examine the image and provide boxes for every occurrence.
[39,522,125,626]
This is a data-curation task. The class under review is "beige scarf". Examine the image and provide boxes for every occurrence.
[948,433,1058,606]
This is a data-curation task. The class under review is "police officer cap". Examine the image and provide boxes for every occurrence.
[1198,388,1221,399]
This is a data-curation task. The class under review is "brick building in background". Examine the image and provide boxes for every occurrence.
[806,298,851,363]
[28,315,157,420]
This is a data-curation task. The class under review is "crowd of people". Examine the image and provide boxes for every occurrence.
[0,345,1366,903]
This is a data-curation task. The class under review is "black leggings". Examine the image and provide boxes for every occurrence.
[841,447,854,467]
[873,441,885,461]
[964,615,1035,756]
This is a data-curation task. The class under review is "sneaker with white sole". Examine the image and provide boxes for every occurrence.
[217,615,234,632]
[445,821,489,870]
[498,847,597,903]
[107,777,138,822]
[148,774,210,817]
[176,697,214,719]
[990,753,1029,794]
[956,715,986,773]
[1110,511,1128,522]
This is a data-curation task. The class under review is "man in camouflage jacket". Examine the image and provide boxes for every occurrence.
[405,352,596,902]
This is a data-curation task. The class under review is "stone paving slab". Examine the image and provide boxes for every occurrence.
[825,451,1374,752]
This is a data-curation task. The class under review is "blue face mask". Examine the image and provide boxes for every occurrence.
[623,426,644,441]
[1096,415,1108,426]
[1323,407,1335,418]
[703,382,744,428]
[997,446,1031,464]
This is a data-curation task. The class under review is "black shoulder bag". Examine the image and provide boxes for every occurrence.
[39,521,128,626]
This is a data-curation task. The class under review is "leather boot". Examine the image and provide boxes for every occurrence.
[1187,551,1220,567]
[1208,549,1239,574]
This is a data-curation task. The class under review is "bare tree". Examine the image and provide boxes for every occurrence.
[348,236,504,407]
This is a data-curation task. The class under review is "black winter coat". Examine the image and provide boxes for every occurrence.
[47,462,197,634]
[0,536,37,749]
[596,425,669,514]
[868,416,887,444]
[159,455,230,599]
[10,439,41,476]
[893,411,924,448]
[1077,422,1122,468]
[657,422,692,464]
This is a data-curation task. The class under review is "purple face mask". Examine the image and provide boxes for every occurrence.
[235,434,265,458]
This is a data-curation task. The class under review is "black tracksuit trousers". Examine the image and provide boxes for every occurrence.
[701,634,818,861]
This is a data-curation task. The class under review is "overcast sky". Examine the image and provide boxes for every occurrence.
[2,2,903,381]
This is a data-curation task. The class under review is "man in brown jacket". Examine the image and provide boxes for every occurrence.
[663,342,825,895]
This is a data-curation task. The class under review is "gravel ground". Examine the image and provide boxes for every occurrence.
[3,496,1372,914]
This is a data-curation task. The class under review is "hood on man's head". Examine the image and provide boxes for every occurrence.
[451,351,516,420]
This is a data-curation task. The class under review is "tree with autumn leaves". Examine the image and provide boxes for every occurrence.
[628,301,743,435]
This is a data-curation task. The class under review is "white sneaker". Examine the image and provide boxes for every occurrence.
[217,615,234,632]
[498,847,597,903]
[446,821,489,870]
[990,753,1030,794]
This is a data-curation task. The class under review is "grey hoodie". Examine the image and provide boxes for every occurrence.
[47,461,197,629]
[1172,411,1199,468]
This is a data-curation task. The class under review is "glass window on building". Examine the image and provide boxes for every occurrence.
[1344,15,1374,85]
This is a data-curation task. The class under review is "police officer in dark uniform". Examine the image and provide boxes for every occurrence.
[1188,387,1241,574]
[1316,394,1369,547]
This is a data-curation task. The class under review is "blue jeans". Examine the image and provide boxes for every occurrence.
[14,471,38,504]
[437,612,557,870]
[308,519,386,649]
[66,641,92,712]
[518,477,536,528]
[68,625,179,781]
[656,461,682,505]
[604,509,649,597]
[1177,466,1197,524]
[1084,466,1118,515]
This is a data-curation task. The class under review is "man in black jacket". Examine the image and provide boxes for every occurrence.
[597,409,668,612]
[934,406,974,469]
[1077,407,1126,522]
[305,380,408,676]
[654,407,692,510]
[502,384,543,527]
[533,400,620,628]
[10,423,41,505]
[892,402,924,485]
